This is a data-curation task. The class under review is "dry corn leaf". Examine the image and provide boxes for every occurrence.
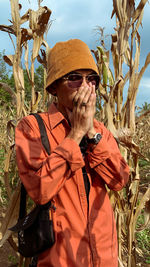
[132,9,144,39]
[37,6,51,32]
[133,187,150,232]
[0,82,17,105]
[3,145,15,199]
[3,172,11,200]
[29,6,51,35]
[116,127,133,143]
[0,24,15,35]
[18,255,24,267]
[132,0,148,24]
[0,182,21,247]
[21,28,33,44]
[3,55,14,66]
[37,48,47,68]
[0,188,3,203]
[32,35,44,61]
[118,257,125,267]
[10,0,20,33]
[7,120,16,148]
[123,46,132,67]
[24,41,31,83]
[135,52,150,92]
[144,52,150,67]
[104,50,114,87]
[3,147,13,173]
[13,64,24,91]
[111,34,119,79]
[42,39,50,54]
[31,91,42,112]
[113,0,124,24]
[8,235,18,252]
[24,257,32,267]
[134,38,140,73]
[105,102,117,136]
[20,10,30,25]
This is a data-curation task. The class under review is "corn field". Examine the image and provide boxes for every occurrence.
[0,0,150,266]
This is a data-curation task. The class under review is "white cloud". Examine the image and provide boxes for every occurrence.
[140,77,150,89]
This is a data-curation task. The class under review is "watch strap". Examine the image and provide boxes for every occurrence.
[87,133,102,144]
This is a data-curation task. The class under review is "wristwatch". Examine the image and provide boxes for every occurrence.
[87,133,102,145]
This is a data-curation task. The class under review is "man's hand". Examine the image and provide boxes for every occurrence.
[66,83,96,144]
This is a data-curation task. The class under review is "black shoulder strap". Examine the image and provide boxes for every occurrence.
[19,113,51,219]
[31,113,51,155]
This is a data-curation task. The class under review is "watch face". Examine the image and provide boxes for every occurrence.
[88,133,102,144]
[94,133,102,144]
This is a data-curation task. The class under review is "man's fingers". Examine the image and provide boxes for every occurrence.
[65,107,73,124]
[86,91,96,108]
[73,86,92,107]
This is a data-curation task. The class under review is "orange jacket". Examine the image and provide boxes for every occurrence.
[15,103,129,267]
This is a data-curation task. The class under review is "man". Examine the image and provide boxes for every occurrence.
[15,39,129,267]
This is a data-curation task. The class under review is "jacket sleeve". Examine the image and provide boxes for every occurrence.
[87,121,129,191]
[15,116,85,204]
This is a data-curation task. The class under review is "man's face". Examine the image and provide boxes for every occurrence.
[55,69,97,112]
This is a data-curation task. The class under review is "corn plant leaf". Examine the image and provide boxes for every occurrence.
[113,0,123,24]
[0,82,17,104]
[7,120,17,145]
[3,55,14,66]
[29,6,51,35]
[134,37,140,73]
[105,102,117,136]
[21,28,33,44]
[132,0,148,24]
[118,257,125,267]
[20,9,30,25]
[0,182,21,247]
[32,35,44,62]
[32,91,42,112]
[132,9,144,38]
[10,0,20,33]
[8,235,18,252]
[24,41,32,85]
[133,187,150,232]
[135,52,150,91]
[0,24,15,35]
[37,48,47,68]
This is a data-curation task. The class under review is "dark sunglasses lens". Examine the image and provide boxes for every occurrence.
[68,74,82,81]
[87,75,100,89]
[67,74,82,88]
[66,73,100,89]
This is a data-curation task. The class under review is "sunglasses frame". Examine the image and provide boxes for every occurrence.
[62,72,100,89]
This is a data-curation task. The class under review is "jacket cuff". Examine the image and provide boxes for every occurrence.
[54,138,85,172]
[87,136,110,168]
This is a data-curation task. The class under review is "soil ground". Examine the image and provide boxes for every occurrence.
[0,207,19,267]
[0,238,18,267]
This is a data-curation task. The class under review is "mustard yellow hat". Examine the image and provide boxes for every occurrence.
[46,39,99,95]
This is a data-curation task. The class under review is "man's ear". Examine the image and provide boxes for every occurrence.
[50,81,58,96]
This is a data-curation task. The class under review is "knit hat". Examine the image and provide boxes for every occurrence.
[45,39,99,95]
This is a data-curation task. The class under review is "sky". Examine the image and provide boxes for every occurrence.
[0,0,150,107]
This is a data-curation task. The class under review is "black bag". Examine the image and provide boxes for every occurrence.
[9,113,55,258]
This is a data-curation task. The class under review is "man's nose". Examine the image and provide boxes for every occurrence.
[81,76,89,87]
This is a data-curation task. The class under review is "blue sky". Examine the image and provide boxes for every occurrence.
[0,0,150,107]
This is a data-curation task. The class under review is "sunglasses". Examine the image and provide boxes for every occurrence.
[62,72,100,89]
